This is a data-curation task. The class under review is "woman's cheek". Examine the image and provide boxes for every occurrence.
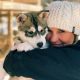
[46,33,52,41]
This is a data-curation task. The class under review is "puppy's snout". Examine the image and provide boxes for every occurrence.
[37,42,43,48]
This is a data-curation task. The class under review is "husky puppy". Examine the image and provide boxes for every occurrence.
[12,11,49,51]
[8,11,49,80]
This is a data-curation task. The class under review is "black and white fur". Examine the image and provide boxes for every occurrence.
[12,11,49,52]
[9,11,49,80]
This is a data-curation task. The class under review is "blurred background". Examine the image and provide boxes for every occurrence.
[0,0,80,58]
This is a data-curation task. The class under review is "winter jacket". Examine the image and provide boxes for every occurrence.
[3,42,80,80]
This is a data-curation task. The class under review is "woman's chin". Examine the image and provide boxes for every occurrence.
[52,44,67,47]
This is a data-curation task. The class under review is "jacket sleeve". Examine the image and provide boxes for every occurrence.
[3,49,50,77]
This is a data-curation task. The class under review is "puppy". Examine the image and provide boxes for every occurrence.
[9,11,49,80]
[12,11,49,52]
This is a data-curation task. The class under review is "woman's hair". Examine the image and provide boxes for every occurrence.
[46,1,80,36]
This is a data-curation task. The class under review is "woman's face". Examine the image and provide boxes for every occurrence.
[46,27,75,47]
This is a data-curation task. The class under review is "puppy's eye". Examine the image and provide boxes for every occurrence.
[39,29,46,35]
[25,31,35,37]
[28,31,34,34]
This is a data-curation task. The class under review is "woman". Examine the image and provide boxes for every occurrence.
[3,1,80,80]
[46,1,80,47]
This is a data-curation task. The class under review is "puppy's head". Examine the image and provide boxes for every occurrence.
[16,11,49,49]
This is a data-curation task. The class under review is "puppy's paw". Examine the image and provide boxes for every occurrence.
[11,42,34,52]
[17,43,34,52]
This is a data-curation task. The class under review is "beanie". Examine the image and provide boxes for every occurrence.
[46,1,80,35]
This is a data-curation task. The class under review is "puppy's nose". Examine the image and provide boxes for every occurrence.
[37,42,43,48]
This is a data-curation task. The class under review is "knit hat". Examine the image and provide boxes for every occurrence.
[46,1,80,35]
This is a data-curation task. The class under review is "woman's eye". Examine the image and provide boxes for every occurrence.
[59,30,65,33]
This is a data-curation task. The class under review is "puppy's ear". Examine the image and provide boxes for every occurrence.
[38,10,49,20]
[17,14,27,24]
[13,30,18,36]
